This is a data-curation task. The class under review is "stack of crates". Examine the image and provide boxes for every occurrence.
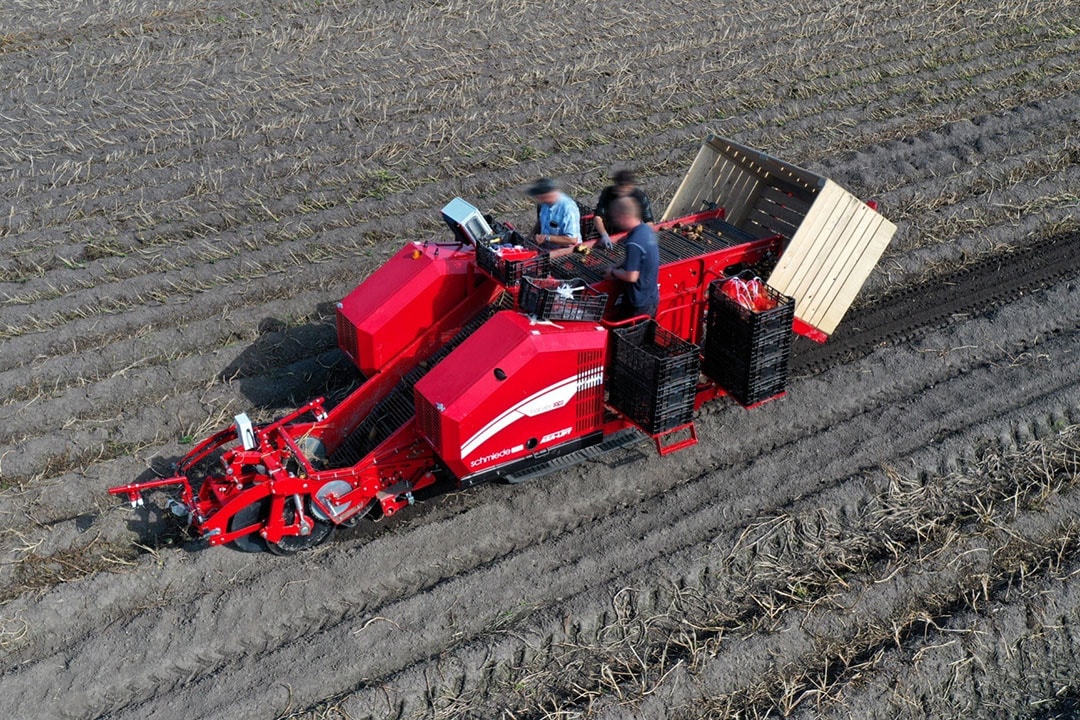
[703,277,794,406]
[609,321,700,434]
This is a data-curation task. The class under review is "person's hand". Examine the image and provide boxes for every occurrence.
[596,233,613,250]
[604,266,614,280]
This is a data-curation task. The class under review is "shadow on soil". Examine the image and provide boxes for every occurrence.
[220,301,360,410]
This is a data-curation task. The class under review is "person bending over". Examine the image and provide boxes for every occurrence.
[593,169,654,249]
[604,196,660,318]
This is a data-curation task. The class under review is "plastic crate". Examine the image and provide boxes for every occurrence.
[580,210,601,243]
[708,278,794,335]
[705,345,790,406]
[609,321,700,434]
[519,277,608,322]
[612,321,699,385]
[476,240,549,287]
[609,380,695,434]
[703,277,794,406]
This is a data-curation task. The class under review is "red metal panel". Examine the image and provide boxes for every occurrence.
[415,311,608,479]
[337,242,478,375]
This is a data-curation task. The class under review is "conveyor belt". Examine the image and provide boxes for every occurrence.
[548,218,754,283]
[327,293,513,469]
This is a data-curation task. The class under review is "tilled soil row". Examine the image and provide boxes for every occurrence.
[1,3,1071,268]
[656,473,1080,719]
[270,298,1080,720]
[5,76,1075,315]
[3,272,1079,720]
[1,0,1047,193]
[788,562,1080,719]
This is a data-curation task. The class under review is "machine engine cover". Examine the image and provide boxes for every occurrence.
[336,242,483,375]
[414,311,607,480]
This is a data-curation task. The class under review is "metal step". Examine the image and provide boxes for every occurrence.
[501,428,647,484]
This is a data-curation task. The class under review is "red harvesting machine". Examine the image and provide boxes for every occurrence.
[109,137,897,553]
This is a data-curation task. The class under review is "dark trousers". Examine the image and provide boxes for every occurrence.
[620,299,657,320]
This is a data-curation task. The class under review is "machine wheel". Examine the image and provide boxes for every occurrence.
[266,496,334,555]
[228,498,270,553]
[309,480,375,529]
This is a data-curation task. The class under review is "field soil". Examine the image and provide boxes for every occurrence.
[2,1,1080,718]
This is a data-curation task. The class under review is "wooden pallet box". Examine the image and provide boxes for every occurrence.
[663,135,898,336]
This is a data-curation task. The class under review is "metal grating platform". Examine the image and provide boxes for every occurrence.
[326,293,513,468]
[548,219,752,283]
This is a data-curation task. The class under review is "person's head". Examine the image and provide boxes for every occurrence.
[612,169,637,196]
[526,177,561,206]
[609,195,642,232]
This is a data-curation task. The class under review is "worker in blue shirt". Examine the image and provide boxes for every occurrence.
[604,196,660,318]
[527,177,581,249]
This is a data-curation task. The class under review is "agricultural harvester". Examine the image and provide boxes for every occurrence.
[110,137,896,553]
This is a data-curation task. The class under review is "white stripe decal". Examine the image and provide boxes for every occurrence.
[461,376,577,457]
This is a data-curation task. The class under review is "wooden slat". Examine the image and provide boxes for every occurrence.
[751,197,807,230]
[744,207,801,238]
[665,135,897,337]
[768,179,897,335]
[757,185,813,215]
[815,218,894,331]
[799,195,877,323]
[662,135,824,221]
[771,181,848,296]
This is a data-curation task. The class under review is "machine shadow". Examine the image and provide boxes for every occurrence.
[219,301,362,412]
[120,457,204,553]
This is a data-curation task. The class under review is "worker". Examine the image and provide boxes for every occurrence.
[603,196,660,318]
[527,177,582,249]
[592,169,654,249]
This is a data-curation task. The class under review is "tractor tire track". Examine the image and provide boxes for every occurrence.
[791,228,1080,376]
[3,261,1079,720]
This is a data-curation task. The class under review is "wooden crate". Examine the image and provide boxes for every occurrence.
[663,135,897,337]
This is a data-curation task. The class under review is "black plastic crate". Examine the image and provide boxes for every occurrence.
[476,240,549,287]
[707,278,795,338]
[579,207,601,243]
[609,321,700,434]
[703,277,794,406]
[709,325,792,367]
[707,350,789,406]
[609,380,694,434]
[612,321,699,387]
[519,277,608,322]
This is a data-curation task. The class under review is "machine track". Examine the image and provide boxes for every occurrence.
[791,228,1080,375]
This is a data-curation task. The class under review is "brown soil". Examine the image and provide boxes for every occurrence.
[2,1,1079,718]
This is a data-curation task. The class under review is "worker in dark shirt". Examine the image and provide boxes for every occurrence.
[604,196,660,318]
[593,169,654,249]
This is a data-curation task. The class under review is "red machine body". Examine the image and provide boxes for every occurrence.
[108,138,894,553]
[414,311,607,481]
[337,241,487,375]
[107,213,791,552]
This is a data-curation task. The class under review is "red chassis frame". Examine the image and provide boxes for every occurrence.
[109,263,499,547]
[109,208,825,548]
